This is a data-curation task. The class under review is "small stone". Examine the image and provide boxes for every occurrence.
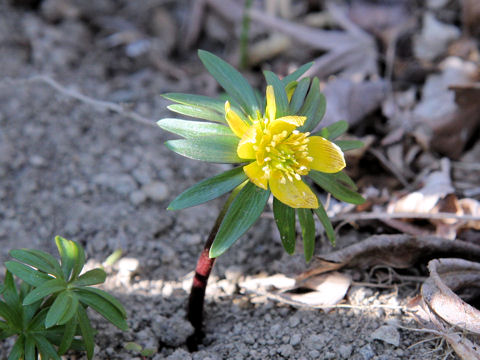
[152,315,194,347]
[142,181,169,202]
[306,334,326,351]
[290,333,301,346]
[278,344,294,357]
[130,190,147,206]
[118,257,139,273]
[359,344,375,360]
[370,325,400,347]
[94,173,137,195]
[338,344,353,359]
[309,350,320,358]
[288,315,300,327]
[166,349,192,360]
[29,155,46,167]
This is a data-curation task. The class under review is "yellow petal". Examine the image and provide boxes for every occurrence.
[265,85,276,122]
[308,136,346,173]
[269,170,318,208]
[237,125,258,159]
[268,116,306,134]
[244,162,268,190]
[225,101,249,138]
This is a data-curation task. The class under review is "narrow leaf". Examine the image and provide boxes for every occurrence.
[0,301,17,325]
[281,62,314,85]
[318,120,349,140]
[168,166,247,210]
[9,249,62,277]
[167,104,225,123]
[77,306,95,360]
[198,50,260,117]
[8,335,24,360]
[165,136,243,163]
[334,171,358,191]
[75,289,128,331]
[73,269,106,287]
[309,171,365,205]
[58,317,78,355]
[313,202,336,246]
[23,278,66,306]
[289,77,310,114]
[33,334,61,360]
[264,71,289,117]
[210,182,270,258]
[45,291,73,327]
[273,198,296,254]
[77,287,126,318]
[2,271,19,310]
[335,140,364,152]
[5,261,52,287]
[162,93,226,113]
[298,78,325,132]
[25,336,35,360]
[298,209,316,262]
[158,118,233,139]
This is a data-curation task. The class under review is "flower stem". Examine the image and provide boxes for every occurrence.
[186,184,244,350]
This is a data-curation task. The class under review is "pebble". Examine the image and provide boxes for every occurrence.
[278,344,294,357]
[152,315,194,347]
[129,190,147,206]
[118,257,140,274]
[94,173,137,195]
[306,334,326,351]
[288,315,300,327]
[359,344,375,360]
[337,344,353,359]
[29,155,46,167]
[166,349,192,360]
[141,181,169,202]
[370,325,400,347]
[290,333,302,346]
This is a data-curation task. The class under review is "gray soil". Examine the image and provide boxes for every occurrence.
[0,2,452,359]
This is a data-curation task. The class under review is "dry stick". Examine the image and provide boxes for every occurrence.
[0,75,156,127]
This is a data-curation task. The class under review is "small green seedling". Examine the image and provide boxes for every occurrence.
[0,236,128,360]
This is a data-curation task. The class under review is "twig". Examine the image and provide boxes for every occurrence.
[0,75,157,127]
[331,211,480,223]
[368,148,410,187]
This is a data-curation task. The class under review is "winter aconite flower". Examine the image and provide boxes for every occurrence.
[159,50,364,261]
[225,85,345,209]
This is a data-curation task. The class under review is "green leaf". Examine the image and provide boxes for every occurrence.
[210,182,270,258]
[264,71,289,117]
[289,77,310,114]
[309,171,365,205]
[58,317,77,355]
[45,291,77,327]
[5,261,52,287]
[24,335,35,360]
[55,236,85,281]
[298,78,326,132]
[198,50,260,117]
[281,62,314,85]
[77,306,95,360]
[168,166,247,210]
[26,308,48,331]
[158,118,233,139]
[167,104,225,123]
[72,269,106,287]
[8,334,24,360]
[313,202,336,246]
[33,334,61,360]
[0,301,17,325]
[23,278,66,306]
[334,171,358,191]
[318,120,349,140]
[75,289,128,331]
[297,209,315,262]
[77,287,126,318]
[9,249,62,278]
[163,92,226,113]
[335,140,364,152]
[2,271,19,310]
[273,199,296,255]
[165,136,243,163]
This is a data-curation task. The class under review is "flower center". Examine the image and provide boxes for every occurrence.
[255,123,313,183]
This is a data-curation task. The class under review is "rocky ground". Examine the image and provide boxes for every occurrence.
[0,1,458,359]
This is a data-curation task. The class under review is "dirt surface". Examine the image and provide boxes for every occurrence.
[0,1,458,359]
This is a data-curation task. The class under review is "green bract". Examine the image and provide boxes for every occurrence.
[1,236,127,360]
[159,50,365,260]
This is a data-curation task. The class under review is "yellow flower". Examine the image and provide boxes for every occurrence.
[225,85,346,209]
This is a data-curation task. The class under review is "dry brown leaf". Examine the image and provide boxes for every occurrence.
[299,234,480,281]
